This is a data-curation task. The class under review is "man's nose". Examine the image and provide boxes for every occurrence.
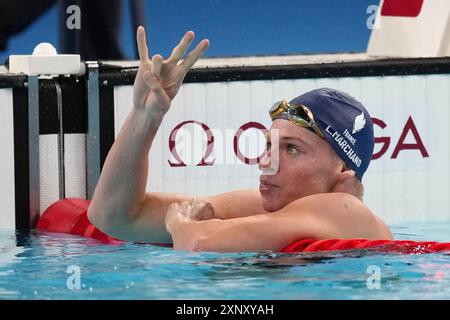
[258,149,272,170]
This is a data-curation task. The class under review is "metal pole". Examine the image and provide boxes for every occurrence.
[27,76,40,228]
[55,81,66,199]
[86,62,100,199]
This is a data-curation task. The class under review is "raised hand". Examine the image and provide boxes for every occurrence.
[133,26,209,116]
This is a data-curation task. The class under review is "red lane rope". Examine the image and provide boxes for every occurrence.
[282,238,450,254]
[37,199,450,253]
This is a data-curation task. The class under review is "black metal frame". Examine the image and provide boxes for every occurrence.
[98,56,450,86]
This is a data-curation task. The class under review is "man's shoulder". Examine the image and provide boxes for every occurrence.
[283,193,392,239]
[288,192,367,213]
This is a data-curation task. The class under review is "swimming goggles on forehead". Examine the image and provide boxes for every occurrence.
[269,100,324,138]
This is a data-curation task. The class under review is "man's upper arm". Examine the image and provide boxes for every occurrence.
[204,189,269,219]
[106,192,192,243]
[121,189,266,243]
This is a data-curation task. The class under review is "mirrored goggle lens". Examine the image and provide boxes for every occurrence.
[288,114,312,127]
[269,101,284,118]
[293,106,313,123]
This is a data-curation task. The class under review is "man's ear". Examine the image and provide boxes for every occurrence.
[340,165,356,179]
[332,164,356,193]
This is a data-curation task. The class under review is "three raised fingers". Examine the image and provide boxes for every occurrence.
[138,27,209,73]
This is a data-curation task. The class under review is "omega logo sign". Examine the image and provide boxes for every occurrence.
[168,116,429,167]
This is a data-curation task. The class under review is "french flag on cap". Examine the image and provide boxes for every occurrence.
[367,0,450,57]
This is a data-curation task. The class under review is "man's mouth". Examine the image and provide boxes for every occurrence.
[259,178,279,192]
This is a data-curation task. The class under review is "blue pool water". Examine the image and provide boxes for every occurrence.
[0,222,449,300]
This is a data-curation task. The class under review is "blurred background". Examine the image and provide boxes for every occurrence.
[0,0,376,62]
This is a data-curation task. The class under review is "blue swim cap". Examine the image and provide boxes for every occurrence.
[289,88,374,180]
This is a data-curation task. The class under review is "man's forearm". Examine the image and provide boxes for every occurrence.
[88,107,164,232]
[168,214,281,252]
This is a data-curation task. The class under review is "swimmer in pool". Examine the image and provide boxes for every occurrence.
[88,26,393,252]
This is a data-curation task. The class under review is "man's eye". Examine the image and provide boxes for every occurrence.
[287,144,299,154]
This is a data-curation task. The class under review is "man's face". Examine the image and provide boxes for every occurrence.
[259,119,343,212]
